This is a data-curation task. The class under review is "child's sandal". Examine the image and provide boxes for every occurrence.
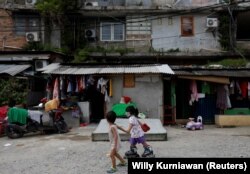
[106,167,117,173]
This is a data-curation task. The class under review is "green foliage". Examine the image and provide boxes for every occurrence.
[35,0,78,53]
[104,47,135,55]
[21,42,70,54]
[35,0,76,16]
[207,58,247,67]
[0,78,28,106]
[72,49,90,63]
[72,46,135,63]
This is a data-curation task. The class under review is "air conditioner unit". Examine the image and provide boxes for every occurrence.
[85,2,99,7]
[206,18,218,27]
[26,32,40,42]
[35,60,48,71]
[85,29,96,38]
[25,0,37,5]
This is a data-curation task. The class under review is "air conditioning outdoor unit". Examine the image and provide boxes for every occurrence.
[35,60,49,71]
[85,29,96,38]
[206,18,218,28]
[26,32,40,42]
[25,0,37,5]
[85,2,99,7]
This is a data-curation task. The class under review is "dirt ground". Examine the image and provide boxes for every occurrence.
[0,124,249,174]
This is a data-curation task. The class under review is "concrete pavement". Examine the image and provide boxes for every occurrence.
[0,124,249,174]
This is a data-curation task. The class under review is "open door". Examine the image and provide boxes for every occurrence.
[163,79,176,125]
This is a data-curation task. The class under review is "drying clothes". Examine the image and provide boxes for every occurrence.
[216,85,231,110]
[46,77,53,100]
[67,76,77,93]
[97,77,109,94]
[189,80,198,105]
[225,85,231,108]
[97,77,110,102]
[77,76,85,92]
[235,81,242,94]
[239,81,248,98]
[248,82,250,98]
[109,79,112,97]
[53,78,59,99]
[229,81,235,94]
[60,76,67,99]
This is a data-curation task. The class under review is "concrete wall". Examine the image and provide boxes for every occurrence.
[107,74,163,119]
[152,14,221,52]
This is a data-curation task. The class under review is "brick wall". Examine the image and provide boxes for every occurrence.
[0,9,27,51]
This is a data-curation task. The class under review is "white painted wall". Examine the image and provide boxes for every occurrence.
[152,14,221,52]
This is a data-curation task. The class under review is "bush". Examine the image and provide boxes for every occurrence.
[0,78,28,106]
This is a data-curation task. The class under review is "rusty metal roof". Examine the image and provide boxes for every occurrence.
[42,64,174,75]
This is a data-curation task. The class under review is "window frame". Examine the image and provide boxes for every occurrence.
[181,16,194,37]
[100,22,125,41]
[14,14,40,36]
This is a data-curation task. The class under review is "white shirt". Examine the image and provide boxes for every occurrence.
[129,116,144,138]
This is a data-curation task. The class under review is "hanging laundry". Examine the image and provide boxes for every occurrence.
[189,80,198,105]
[75,77,79,93]
[248,82,250,99]
[60,76,67,99]
[67,76,77,94]
[78,75,85,92]
[216,85,228,110]
[239,81,248,98]
[224,85,231,108]
[229,81,235,95]
[235,81,242,95]
[109,79,112,97]
[97,77,110,102]
[46,76,53,100]
[67,79,72,93]
[53,78,59,99]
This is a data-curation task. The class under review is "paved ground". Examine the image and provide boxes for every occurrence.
[0,124,250,174]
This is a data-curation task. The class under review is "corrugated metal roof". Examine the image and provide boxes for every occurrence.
[42,64,174,75]
[174,69,250,77]
[0,64,31,76]
[0,54,50,61]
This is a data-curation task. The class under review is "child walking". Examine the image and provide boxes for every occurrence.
[106,111,127,173]
[117,106,154,158]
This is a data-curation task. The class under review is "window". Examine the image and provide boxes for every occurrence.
[237,11,250,40]
[181,16,194,37]
[123,74,135,88]
[14,15,40,36]
[101,23,124,41]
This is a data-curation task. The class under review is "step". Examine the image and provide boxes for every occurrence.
[91,118,167,141]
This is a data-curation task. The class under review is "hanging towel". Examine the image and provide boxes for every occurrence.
[53,78,59,99]
[189,80,198,105]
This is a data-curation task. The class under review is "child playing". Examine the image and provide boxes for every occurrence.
[116,106,154,158]
[106,111,127,173]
